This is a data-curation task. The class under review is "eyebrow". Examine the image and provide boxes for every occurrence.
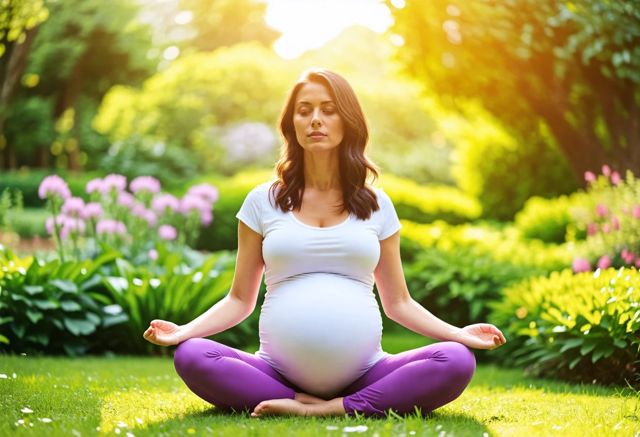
[296,100,335,106]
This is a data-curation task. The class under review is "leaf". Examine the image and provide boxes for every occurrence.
[49,279,78,294]
[33,299,58,310]
[0,334,9,344]
[569,355,582,369]
[60,300,82,312]
[102,313,128,328]
[63,318,96,336]
[580,341,597,355]
[613,338,627,348]
[104,277,128,295]
[25,309,43,324]
[23,285,43,295]
[559,338,583,352]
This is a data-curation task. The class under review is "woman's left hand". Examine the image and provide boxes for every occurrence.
[454,323,507,350]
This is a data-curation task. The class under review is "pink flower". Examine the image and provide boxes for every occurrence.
[86,178,104,194]
[96,219,127,235]
[597,255,612,269]
[180,194,213,225]
[611,216,620,231]
[152,194,180,213]
[187,183,219,203]
[611,171,622,185]
[45,216,66,235]
[116,192,136,208]
[81,202,103,220]
[102,174,127,193]
[61,197,85,217]
[595,204,609,217]
[584,171,596,183]
[633,205,640,219]
[148,249,158,261]
[621,248,636,264]
[158,225,177,241]
[572,258,591,273]
[602,223,611,233]
[60,217,86,239]
[587,223,598,236]
[602,165,611,176]
[132,204,157,226]
[38,175,71,200]
[130,176,161,194]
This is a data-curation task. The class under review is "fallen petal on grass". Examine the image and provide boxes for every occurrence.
[21,407,33,414]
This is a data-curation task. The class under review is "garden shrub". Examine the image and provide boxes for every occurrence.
[0,246,127,356]
[400,220,572,271]
[99,248,246,354]
[514,194,588,244]
[404,246,538,328]
[569,169,640,272]
[379,174,481,224]
[195,169,274,252]
[0,169,101,207]
[489,267,640,387]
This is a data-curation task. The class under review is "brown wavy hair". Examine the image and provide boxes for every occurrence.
[270,68,380,220]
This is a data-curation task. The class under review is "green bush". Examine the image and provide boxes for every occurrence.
[514,195,587,244]
[400,220,573,271]
[6,208,49,238]
[404,246,537,328]
[99,247,248,354]
[0,169,101,207]
[195,169,274,251]
[380,174,481,224]
[0,246,127,356]
[490,267,640,387]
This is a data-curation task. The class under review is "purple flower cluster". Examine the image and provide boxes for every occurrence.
[572,165,640,273]
[38,173,219,260]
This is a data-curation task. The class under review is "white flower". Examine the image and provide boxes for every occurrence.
[343,425,368,433]
[40,418,52,423]
[0,374,7,378]
[20,407,33,413]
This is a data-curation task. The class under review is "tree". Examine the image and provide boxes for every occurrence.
[0,0,49,169]
[387,0,640,181]
[4,0,155,170]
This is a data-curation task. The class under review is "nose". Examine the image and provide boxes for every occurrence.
[311,108,322,128]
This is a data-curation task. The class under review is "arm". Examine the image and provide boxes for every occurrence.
[374,232,506,349]
[143,220,264,345]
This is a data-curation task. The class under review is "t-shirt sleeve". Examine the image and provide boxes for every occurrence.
[235,185,264,236]
[377,188,402,240]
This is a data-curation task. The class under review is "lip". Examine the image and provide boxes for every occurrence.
[308,131,327,138]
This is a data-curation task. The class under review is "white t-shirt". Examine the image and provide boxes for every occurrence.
[236,181,402,398]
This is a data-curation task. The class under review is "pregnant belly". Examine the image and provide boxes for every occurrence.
[257,273,385,398]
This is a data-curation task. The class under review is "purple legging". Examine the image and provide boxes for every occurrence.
[173,338,475,417]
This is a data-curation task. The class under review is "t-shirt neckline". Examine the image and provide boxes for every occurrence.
[288,211,351,230]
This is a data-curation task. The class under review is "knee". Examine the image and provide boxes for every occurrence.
[439,341,476,382]
[174,338,209,376]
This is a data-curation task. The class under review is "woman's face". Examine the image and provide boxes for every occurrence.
[293,81,344,153]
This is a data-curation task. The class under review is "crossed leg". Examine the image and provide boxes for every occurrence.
[174,338,475,418]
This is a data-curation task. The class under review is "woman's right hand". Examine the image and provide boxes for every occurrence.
[143,319,186,346]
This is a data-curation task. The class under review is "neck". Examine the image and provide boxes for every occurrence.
[303,150,341,191]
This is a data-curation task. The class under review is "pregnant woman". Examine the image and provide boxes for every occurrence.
[143,68,506,418]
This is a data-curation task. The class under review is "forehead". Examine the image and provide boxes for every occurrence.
[295,81,334,104]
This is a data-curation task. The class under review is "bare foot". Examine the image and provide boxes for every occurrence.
[295,392,326,404]
[251,398,309,418]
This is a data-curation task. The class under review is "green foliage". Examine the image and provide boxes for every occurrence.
[400,220,572,271]
[179,0,279,51]
[515,194,588,244]
[0,0,48,57]
[570,170,640,268]
[5,208,48,238]
[380,174,481,224]
[445,106,577,220]
[94,43,291,174]
[195,169,274,251]
[98,248,243,354]
[490,267,640,387]
[404,247,535,328]
[0,169,100,207]
[0,246,127,355]
[387,0,640,176]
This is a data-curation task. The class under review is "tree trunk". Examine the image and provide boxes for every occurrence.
[0,26,39,170]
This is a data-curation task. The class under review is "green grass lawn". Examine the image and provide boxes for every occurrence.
[1,333,639,436]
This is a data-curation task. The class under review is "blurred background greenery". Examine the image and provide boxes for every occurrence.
[0,0,639,389]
